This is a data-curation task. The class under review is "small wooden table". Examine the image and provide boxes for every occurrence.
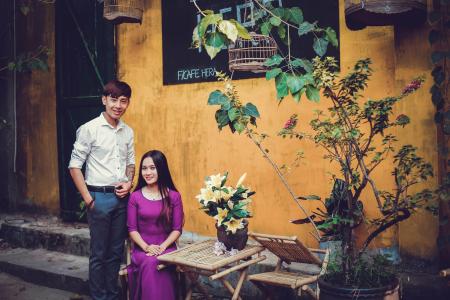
[157,239,266,300]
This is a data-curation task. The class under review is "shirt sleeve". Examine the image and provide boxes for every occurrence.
[127,192,139,233]
[171,192,184,232]
[126,130,135,166]
[68,125,92,169]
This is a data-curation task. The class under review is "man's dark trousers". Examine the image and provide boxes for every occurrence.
[87,191,127,300]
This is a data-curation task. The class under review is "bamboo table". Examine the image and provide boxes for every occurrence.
[157,239,266,300]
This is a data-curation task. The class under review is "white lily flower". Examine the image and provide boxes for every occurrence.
[198,187,217,204]
[207,173,225,188]
[236,173,247,187]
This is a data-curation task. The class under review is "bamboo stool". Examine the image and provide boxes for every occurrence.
[247,232,329,300]
[157,239,266,300]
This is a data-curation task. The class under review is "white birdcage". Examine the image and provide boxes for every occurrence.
[228,33,278,73]
[103,0,144,24]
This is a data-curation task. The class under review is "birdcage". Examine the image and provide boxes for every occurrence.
[345,0,427,30]
[103,0,144,24]
[228,33,278,73]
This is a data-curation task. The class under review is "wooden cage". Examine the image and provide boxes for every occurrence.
[228,33,278,73]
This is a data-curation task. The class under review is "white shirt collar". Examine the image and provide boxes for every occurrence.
[99,112,124,130]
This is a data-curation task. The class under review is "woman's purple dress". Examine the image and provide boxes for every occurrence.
[127,189,184,300]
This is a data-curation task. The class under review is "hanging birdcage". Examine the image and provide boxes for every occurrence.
[345,0,427,30]
[228,33,278,73]
[103,0,144,24]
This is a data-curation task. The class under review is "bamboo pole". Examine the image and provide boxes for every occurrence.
[209,256,266,280]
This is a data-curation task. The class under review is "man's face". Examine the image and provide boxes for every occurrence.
[102,95,130,121]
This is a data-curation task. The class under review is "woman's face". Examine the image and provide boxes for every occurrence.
[141,157,158,185]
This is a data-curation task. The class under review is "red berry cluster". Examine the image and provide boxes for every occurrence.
[283,115,298,130]
[402,79,422,95]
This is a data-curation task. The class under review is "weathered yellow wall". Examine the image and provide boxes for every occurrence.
[13,0,437,258]
[43,0,426,259]
[114,0,437,259]
[16,2,59,213]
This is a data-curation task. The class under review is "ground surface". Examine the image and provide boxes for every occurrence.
[0,272,91,300]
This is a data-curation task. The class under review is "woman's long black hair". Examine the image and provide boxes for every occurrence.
[135,150,178,232]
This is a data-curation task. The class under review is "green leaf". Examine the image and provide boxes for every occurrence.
[203,10,214,15]
[266,68,282,80]
[291,59,313,73]
[289,7,303,25]
[230,19,251,39]
[244,103,260,118]
[205,32,226,59]
[431,51,446,64]
[261,22,272,36]
[233,122,245,133]
[429,29,440,45]
[264,54,283,67]
[215,110,230,129]
[7,62,15,70]
[272,8,286,19]
[292,89,304,103]
[277,24,286,39]
[276,73,289,100]
[287,75,304,94]
[331,128,342,139]
[298,21,315,36]
[192,25,200,48]
[208,90,229,105]
[325,27,338,47]
[270,16,282,27]
[313,37,328,57]
[199,14,223,37]
[205,45,220,59]
[218,20,238,42]
[228,108,240,122]
[302,73,315,85]
[306,85,320,102]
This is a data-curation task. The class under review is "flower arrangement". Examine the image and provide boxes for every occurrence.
[196,172,255,234]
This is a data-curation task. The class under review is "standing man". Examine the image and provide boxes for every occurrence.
[69,80,135,300]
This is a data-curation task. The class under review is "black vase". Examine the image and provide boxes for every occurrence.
[216,220,248,251]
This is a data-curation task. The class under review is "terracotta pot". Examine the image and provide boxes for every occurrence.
[216,220,248,251]
[318,277,400,300]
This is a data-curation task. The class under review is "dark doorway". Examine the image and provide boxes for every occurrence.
[56,0,116,221]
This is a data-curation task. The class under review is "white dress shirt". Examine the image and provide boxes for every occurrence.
[68,113,135,186]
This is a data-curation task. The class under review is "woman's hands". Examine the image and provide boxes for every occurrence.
[144,244,167,256]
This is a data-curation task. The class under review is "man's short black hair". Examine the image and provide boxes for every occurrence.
[102,80,132,99]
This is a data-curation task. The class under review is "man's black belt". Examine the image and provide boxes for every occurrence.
[87,185,116,193]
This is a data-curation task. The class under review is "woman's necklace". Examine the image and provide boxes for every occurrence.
[142,186,162,201]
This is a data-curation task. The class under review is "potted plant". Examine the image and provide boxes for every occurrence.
[196,172,255,250]
[294,57,438,299]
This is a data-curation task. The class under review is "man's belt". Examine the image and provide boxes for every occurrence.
[87,185,116,193]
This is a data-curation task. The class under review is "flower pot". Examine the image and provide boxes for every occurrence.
[216,220,248,251]
[318,277,400,300]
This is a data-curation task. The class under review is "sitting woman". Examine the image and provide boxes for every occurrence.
[127,150,184,300]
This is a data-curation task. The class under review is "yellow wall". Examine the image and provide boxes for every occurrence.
[17,0,437,259]
[116,0,438,259]
[16,2,59,213]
